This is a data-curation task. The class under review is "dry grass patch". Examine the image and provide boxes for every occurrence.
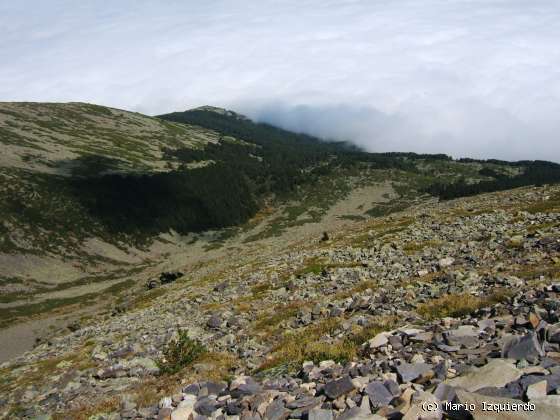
[234,301,252,313]
[189,269,227,288]
[254,300,308,333]
[512,263,560,281]
[251,281,273,297]
[334,280,377,300]
[133,352,237,409]
[258,318,353,372]
[201,301,224,311]
[130,287,166,310]
[345,315,400,347]
[347,218,414,247]
[53,397,120,420]
[293,258,325,277]
[55,351,238,419]
[403,240,443,254]
[449,208,492,218]
[290,259,365,281]
[417,289,512,320]
[527,221,558,235]
[328,261,366,269]
[2,342,97,395]
[194,351,238,382]
[522,194,560,215]
[349,233,373,248]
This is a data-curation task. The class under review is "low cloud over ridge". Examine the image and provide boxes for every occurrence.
[1,0,559,161]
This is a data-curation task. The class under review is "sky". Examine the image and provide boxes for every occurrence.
[1,0,560,162]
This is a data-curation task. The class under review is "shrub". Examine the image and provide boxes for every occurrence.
[158,331,206,375]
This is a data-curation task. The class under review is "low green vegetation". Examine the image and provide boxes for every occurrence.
[254,301,306,333]
[403,240,442,254]
[258,314,400,374]
[294,260,325,277]
[512,263,560,281]
[424,160,560,200]
[338,214,366,221]
[522,192,560,214]
[157,330,207,375]
[129,288,167,310]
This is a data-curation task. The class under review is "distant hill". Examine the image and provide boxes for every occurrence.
[3,101,560,257]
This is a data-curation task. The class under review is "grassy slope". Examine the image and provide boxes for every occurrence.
[0,102,218,174]
[0,102,225,254]
[0,103,227,325]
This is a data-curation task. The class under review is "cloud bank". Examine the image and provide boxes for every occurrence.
[1,0,560,161]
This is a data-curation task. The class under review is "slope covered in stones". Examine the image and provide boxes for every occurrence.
[2,185,560,419]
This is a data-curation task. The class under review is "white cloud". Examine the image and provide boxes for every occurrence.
[1,0,560,161]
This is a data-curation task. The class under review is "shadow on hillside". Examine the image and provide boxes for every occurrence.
[63,155,258,235]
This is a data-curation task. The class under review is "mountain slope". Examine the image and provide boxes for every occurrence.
[1,184,559,419]
[2,101,560,351]
[0,102,217,174]
[0,102,230,332]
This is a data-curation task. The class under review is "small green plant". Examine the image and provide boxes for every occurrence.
[293,258,325,277]
[158,330,206,375]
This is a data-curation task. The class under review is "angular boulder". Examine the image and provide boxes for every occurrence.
[323,376,355,399]
[446,359,522,392]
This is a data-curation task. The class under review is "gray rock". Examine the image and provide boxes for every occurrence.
[308,408,334,420]
[383,379,401,397]
[368,332,389,348]
[337,406,383,419]
[203,381,227,396]
[502,333,545,362]
[265,399,288,420]
[438,257,454,268]
[207,315,222,329]
[446,359,522,392]
[183,383,200,395]
[527,380,548,400]
[323,376,355,399]
[406,391,443,420]
[433,383,457,402]
[388,335,403,350]
[395,362,432,383]
[194,397,217,416]
[365,381,394,408]
[157,407,173,420]
[455,389,559,419]
[286,396,320,410]
[476,386,520,399]
[444,325,479,349]
[437,343,460,352]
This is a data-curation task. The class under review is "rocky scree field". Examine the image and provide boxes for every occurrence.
[1,185,560,419]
